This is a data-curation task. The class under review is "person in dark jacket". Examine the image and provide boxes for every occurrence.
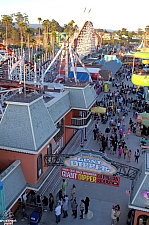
[49,193,54,212]
[42,196,48,211]
[84,197,90,214]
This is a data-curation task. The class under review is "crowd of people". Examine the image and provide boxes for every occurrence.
[92,64,149,167]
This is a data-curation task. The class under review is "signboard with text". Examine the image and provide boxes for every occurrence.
[61,167,120,187]
[61,152,120,187]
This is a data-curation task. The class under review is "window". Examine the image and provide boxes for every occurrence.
[137,215,149,225]
[54,119,64,141]
[47,143,52,163]
[37,154,43,179]
[47,143,52,155]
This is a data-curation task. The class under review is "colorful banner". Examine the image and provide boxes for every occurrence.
[61,167,120,187]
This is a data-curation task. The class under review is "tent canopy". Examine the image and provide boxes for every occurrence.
[140,112,149,119]
[133,52,149,59]
[91,106,106,115]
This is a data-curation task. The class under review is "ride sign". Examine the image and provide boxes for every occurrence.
[61,167,120,187]
[61,152,120,187]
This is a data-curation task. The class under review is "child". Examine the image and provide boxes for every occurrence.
[123,146,128,159]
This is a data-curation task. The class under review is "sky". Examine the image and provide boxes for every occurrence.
[0,0,149,31]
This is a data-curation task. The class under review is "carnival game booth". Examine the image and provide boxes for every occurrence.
[122,52,140,66]
[69,67,101,82]
[132,52,149,87]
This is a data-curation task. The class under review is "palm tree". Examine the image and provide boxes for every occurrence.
[37,17,42,48]
[42,19,50,53]
[1,15,13,51]
[14,12,29,56]
[25,27,33,62]
[30,38,36,62]
[18,21,26,57]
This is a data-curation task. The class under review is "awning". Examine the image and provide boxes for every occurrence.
[133,52,149,59]
[91,106,106,115]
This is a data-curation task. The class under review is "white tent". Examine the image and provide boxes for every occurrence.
[70,67,101,73]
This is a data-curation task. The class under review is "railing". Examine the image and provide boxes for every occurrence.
[54,126,64,142]
[71,112,92,127]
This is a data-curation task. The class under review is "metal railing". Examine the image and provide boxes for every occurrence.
[71,112,92,126]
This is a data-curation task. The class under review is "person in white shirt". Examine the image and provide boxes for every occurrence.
[22,192,27,205]
[55,202,61,224]
[111,206,117,225]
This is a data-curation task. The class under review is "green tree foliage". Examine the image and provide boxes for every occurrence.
[1,14,13,47]
[64,20,78,36]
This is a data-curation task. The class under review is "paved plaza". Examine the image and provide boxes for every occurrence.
[13,79,145,225]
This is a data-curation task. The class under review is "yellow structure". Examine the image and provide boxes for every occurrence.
[131,52,149,87]
[103,81,111,93]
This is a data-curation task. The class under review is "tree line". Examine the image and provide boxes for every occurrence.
[0,12,78,52]
[0,12,149,52]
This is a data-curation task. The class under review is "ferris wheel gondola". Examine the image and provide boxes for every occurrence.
[131,52,149,87]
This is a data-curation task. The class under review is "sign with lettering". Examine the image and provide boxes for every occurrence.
[61,167,120,187]
[63,152,117,175]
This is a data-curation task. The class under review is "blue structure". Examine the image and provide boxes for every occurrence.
[0,182,6,219]
[68,71,90,82]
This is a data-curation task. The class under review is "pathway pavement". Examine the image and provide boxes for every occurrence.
[14,78,145,225]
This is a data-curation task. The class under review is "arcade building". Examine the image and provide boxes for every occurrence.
[0,82,96,216]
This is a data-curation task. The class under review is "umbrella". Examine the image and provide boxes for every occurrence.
[91,106,106,115]
[142,120,149,127]
[140,113,149,119]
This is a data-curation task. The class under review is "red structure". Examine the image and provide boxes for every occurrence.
[0,44,13,55]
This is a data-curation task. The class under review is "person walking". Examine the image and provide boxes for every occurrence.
[111,206,117,225]
[62,198,68,218]
[70,184,76,201]
[119,129,123,140]
[93,127,97,140]
[127,150,132,162]
[126,128,131,139]
[55,202,61,224]
[115,204,121,223]
[71,198,78,219]
[62,179,67,196]
[21,203,27,221]
[42,196,48,211]
[134,149,140,164]
[49,193,54,212]
[123,146,128,159]
[118,146,123,159]
[80,199,85,219]
[84,197,90,214]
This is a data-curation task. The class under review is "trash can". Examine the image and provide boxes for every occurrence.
[30,211,39,225]
[34,206,42,222]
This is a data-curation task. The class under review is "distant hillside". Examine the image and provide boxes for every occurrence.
[29,24,42,28]
[29,24,117,32]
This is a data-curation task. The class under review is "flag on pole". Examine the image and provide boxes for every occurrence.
[84,7,86,13]
[88,9,91,13]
